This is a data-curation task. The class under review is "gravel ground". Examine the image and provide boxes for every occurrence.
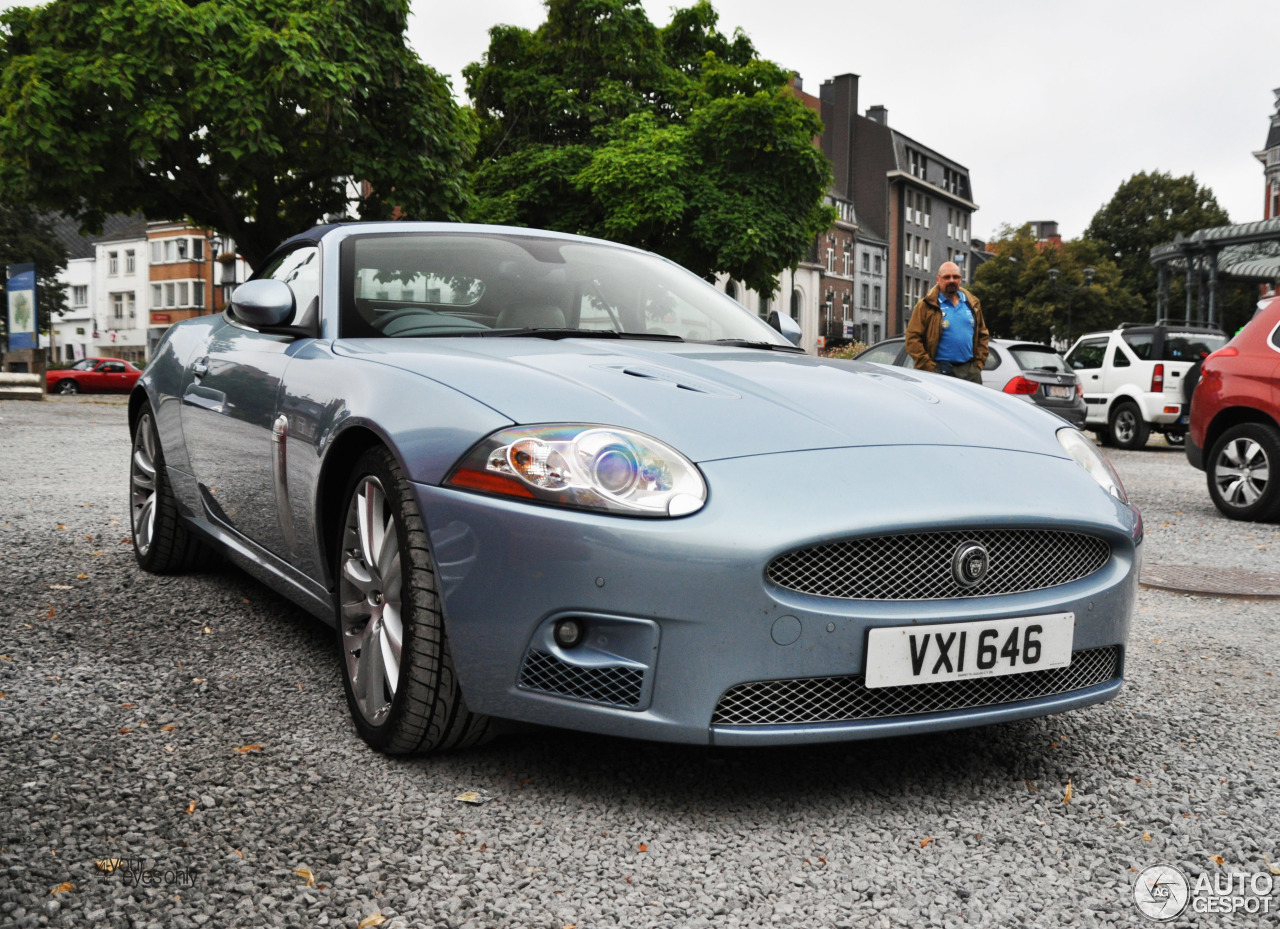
[1,396,1277,929]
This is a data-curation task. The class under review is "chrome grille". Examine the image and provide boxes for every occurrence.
[518,650,644,709]
[767,530,1110,600]
[712,646,1119,726]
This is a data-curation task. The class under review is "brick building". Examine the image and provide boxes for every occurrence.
[818,73,977,338]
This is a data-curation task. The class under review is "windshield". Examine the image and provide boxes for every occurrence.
[1008,345,1070,373]
[70,359,97,371]
[339,232,789,346]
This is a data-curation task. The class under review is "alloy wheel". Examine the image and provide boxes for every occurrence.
[130,415,158,555]
[339,476,404,726]
[1213,437,1270,508]
[57,380,78,394]
[1113,409,1136,444]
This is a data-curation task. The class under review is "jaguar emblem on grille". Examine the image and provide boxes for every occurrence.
[952,541,989,587]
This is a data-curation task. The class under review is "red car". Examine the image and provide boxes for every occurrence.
[1187,296,1280,520]
[45,357,143,395]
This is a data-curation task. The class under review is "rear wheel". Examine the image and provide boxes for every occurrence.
[130,411,207,572]
[1108,402,1149,450]
[335,446,490,754]
[55,379,79,395]
[1206,424,1280,521]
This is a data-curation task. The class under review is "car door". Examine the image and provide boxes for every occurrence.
[80,361,112,392]
[1065,337,1109,424]
[98,360,132,393]
[179,246,320,559]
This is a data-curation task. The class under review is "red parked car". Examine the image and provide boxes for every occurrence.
[45,357,142,395]
[1187,296,1280,520]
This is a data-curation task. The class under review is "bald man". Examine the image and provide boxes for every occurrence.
[903,261,989,384]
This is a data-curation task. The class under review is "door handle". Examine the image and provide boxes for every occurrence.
[192,358,209,378]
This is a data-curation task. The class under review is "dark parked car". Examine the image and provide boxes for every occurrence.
[854,337,1087,426]
[1187,296,1280,520]
[46,357,142,394]
[128,222,1140,755]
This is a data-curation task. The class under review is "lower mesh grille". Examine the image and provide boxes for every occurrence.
[712,646,1120,726]
[518,650,644,709]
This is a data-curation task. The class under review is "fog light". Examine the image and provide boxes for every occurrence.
[554,619,584,648]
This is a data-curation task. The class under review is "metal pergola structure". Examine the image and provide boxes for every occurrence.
[1149,216,1280,325]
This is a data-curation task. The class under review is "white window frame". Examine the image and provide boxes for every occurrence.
[125,249,135,274]
[108,251,119,276]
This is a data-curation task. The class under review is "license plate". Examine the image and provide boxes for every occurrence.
[864,613,1074,689]
[1047,385,1072,399]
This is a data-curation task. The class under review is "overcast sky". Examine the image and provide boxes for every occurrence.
[4,0,1275,241]
[412,0,1279,241]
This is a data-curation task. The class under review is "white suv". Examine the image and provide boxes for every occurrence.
[1064,322,1227,449]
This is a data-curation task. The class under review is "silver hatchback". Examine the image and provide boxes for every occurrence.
[854,337,1087,427]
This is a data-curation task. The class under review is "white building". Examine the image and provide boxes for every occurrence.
[715,263,824,355]
[50,255,95,362]
[93,226,150,364]
[51,214,150,362]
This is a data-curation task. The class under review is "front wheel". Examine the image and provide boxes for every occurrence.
[335,446,490,754]
[55,379,79,395]
[130,411,207,572]
[1164,429,1186,447]
[1108,402,1149,450]
[1206,424,1280,521]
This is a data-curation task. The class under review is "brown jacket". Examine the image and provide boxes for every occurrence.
[904,285,990,372]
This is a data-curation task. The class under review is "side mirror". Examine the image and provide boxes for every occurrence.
[229,280,295,328]
[768,310,803,346]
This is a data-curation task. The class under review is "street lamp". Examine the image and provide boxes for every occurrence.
[208,234,221,315]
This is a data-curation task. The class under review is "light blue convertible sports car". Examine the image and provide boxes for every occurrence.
[129,223,1142,754]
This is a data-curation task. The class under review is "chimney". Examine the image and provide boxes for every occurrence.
[819,74,859,200]
[866,105,888,125]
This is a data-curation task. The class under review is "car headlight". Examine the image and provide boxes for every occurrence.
[1057,428,1127,502]
[445,425,707,517]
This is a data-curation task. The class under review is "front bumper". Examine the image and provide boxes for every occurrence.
[415,445,1140,746]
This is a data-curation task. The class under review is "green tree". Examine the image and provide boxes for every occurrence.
[0,0,472,269]
[1084,171,1230,309]
[0,201,68,347]
[971,224,1141,344]
[464,0,835,294]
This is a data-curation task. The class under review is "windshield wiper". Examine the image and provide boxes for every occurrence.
[702,338,806,353]
[474,328,684,342]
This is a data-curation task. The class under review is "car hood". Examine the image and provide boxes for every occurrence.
[333,338,1073,463]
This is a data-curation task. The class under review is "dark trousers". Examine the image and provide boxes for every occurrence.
[935,359,984,384]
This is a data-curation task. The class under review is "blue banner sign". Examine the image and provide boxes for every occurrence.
[6,263,38,351]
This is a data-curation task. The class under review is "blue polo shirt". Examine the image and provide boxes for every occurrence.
[935,290,975,362]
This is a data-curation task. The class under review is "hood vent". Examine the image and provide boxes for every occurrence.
[601,364,739,398]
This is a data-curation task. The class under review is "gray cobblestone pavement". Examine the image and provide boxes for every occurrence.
[1,397,1277,928]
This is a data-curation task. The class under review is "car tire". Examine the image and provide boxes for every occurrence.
[55,379,79,395]
[1108,402,1149,450]
[336,446,491,755]
[130,410,208,572]
[1164,429,1186,446]
[1206,423,1280,522]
